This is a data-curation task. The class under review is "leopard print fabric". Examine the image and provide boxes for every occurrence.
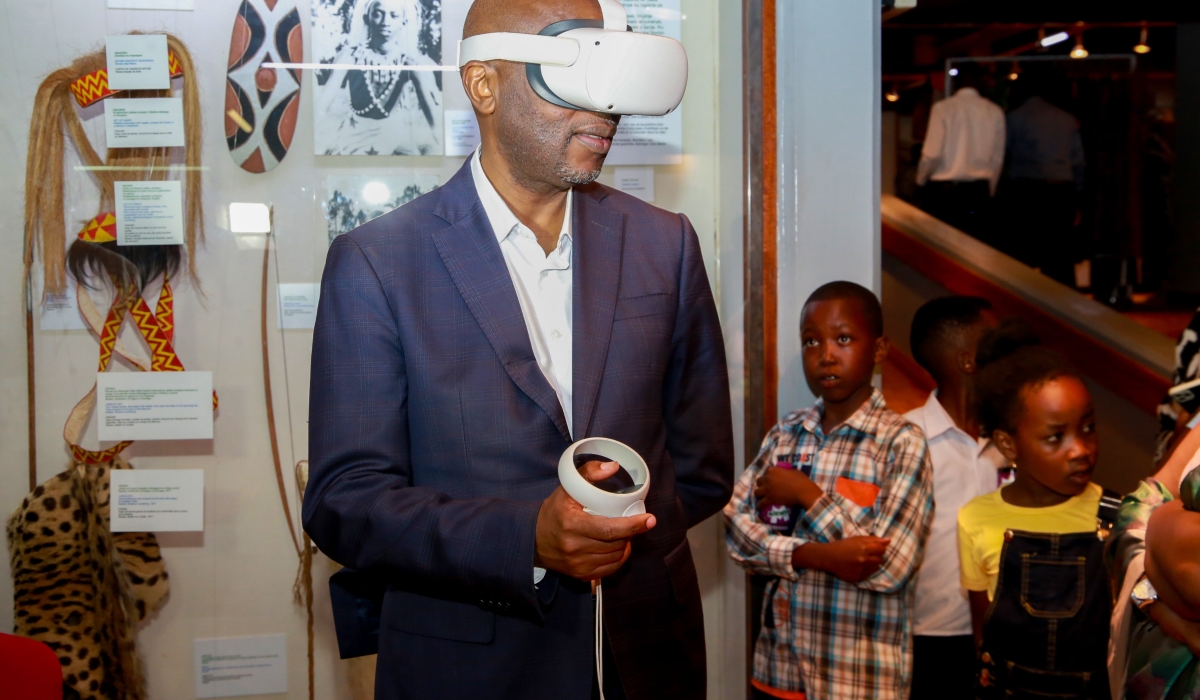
[7,457,169,700]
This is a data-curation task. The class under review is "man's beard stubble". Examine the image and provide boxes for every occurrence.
[493,70,610,189]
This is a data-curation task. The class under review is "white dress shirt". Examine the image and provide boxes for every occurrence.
[471,148,574,586]
[471,147,575,435]
[905,392,1007,636]
[917,87,1006,195]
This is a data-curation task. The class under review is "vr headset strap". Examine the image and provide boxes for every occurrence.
[457,33,579,67]
[597,0,628,31]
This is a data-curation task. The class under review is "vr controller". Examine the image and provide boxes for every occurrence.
[559,437,649,517]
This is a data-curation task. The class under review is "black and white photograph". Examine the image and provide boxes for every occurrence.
[312,0,444,155]
[323,173,440,244]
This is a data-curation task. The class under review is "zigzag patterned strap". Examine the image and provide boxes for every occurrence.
[69,287,138,464]
[69,50,184,108]
[66,278,216,464]
[156,277,174,343]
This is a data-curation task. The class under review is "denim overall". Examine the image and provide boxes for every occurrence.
[977,489,1122,699]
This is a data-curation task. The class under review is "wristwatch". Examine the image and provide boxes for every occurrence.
[1131,574,1159,611]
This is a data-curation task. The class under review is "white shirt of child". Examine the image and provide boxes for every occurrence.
[905,392,1007,636]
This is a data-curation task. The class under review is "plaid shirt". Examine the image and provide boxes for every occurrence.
[724,390,934,700]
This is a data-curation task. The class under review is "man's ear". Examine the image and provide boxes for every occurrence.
[958,348,977,375]
[874,336,891,366]
[993,428,1018,463]
[461,61,498,116]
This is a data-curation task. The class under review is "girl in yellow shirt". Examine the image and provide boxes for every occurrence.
[957,320,1120,700]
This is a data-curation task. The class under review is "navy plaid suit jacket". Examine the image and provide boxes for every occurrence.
[304,159,734,700]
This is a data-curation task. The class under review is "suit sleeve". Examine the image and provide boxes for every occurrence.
[662,214,735,529]
[303,235,544,615]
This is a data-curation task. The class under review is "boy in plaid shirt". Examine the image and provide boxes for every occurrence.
[724,281,934,700]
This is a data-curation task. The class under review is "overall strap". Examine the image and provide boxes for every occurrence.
[1096,487,1123,539]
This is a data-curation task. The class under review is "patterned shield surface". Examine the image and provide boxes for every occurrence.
[226,0,302,173]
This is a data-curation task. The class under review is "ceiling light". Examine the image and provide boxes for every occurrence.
[949,67,959,76]
[1070,32,1089,59]
[1009,61,1021,81]
[1041,31,1070,48]
[885,84,900,103]
[1133,25,1151,54]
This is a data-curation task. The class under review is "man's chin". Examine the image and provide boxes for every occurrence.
[556,162,604,186]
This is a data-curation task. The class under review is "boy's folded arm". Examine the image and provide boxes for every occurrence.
[722,428,809,580]
[804,427,935,593]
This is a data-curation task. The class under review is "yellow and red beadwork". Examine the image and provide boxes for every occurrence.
[77,212,117,243]
[69,50,183,108]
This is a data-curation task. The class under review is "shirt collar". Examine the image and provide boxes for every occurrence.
[800,388,886,437]
[916,391,958,440]
[955,87,980,98]
[471,145,573,246]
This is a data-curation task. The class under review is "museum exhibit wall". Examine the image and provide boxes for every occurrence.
[0,0,745,697]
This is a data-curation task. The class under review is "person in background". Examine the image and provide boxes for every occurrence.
[725,281,934,700]
[1002,71,1086,287]
[1153,308,1200,464]
[957,320,1120,699]
[917,62,1006,243]
[1107,422,1200,699]
[904,296,1005,699]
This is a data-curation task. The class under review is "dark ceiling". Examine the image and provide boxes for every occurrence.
[887,0,1200,25]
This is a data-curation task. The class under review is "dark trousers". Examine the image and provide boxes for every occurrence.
[997,178,1080,287]
[911,635,977,700]
[919,180,993,243]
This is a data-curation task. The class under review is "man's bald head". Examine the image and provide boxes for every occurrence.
[463,0,602,39]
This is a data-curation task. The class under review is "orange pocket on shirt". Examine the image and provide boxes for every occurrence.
[835,477,881,508]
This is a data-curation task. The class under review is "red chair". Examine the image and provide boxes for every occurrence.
[0,632,62,700]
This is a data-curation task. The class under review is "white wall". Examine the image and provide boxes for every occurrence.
[774,0,882,417]
[0,0,743,698]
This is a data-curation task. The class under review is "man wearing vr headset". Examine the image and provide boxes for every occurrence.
[303,1,733,699]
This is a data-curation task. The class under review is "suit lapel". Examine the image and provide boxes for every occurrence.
[572,189,624,439]
[431,167,572,443]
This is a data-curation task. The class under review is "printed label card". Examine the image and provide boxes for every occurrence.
[105,34,171,90]
[97,370,213,441]
[116,181,184,246]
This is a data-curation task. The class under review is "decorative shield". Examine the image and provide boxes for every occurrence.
[226,0,302,173]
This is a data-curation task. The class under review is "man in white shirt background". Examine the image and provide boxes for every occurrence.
[903,296,1007,699]
[1002,69,1087,288]
[917,63,1006,244]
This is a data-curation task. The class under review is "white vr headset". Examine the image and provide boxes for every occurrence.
[456,0,687,116]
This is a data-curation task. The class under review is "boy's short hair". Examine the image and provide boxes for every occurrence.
[909,296,993,374]
[804,281,883,338]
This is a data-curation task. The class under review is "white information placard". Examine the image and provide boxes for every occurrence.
[105,98,185,148]
[443,109,481,157]
[110,469,204,532]
[195,634,288,698]
[605,0,683,165]
[96,370,213,441]
[277,283,320,329]
[39,274,88,331]
[116,181,184,246]
[613,167,655,202]
[105,34,170,90]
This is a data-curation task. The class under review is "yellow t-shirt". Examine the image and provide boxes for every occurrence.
[957,482,1102,600]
